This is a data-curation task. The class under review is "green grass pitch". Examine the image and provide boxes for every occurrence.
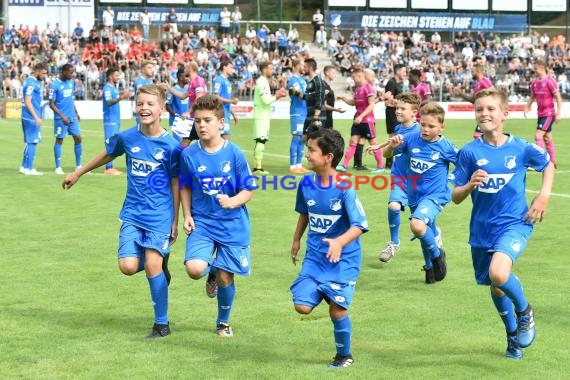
[0,115,569,379]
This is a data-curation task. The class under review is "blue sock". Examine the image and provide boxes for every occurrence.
[105,160,113,170]
[289,137,298,166]
[296,137,304,166]
[491,290,518,334]
[216,282,235,325]
[26,143,37,169]
[21,145,28,167]
[54,143,62,168]
[147,272,168,325]
[419,229,440,269]
[496,273,528,313]
[74,143,82,167]
[388,208,400,244]
[332,315,351,356]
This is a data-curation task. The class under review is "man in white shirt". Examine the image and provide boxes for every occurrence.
[102,6,114,31]
[220,7,231,35]
[231,7,242,36]
[312,9,324,42]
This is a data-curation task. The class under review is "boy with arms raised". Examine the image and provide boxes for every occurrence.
[383,102,457,283]
[180,95,256,337]
[452,88,554,359]
[290,129,368,368]
[63,85,181,338]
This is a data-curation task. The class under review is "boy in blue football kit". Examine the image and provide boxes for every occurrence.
[452,89,554,359]
[287,59,309,174]
[165,70,189,142]
[180,95,255,337]
[384,102,457,284]
[19,62,48,176]
[49,64,82,174]
[369,93,422,263]
[103,68,131,175]
[290,129,368,368]
[212,61,239,139]
[63,85,181,339]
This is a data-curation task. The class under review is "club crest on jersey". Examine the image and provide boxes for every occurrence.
[410,158,436,174]
[307,199,316,206]
[153,148,165,160]
[221,161,231,173]
[476,158,489,166]
[131,147,141,153]
[412,148,421,153]
[308,213,341,233]
[430,151,440,160]
[478,173,515,193]
[504,156,516,170]
[197,165,207,172]
[131,158,160,177]
[330,198,342,211]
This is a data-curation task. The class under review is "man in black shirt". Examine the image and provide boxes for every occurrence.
[383,63,406,168]
[322,65,345,129]
[300,58,326,140]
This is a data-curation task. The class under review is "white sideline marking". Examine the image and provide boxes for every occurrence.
[526,189,570,199]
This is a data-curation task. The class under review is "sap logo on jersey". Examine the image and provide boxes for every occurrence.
[410,158,436,174]
[478,173,514,193]
[131,159,160,177]
[308,213,341,233]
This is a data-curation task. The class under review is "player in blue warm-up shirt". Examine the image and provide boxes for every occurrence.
[165,71,189,142]
[49,64,82,174]
[287,59,308,174]
[384,102,457,284]
[63,84,181,339]
[19,63,48,176]
[290,129,367,369]
[212,61,239,139]
[180,95,255,338]
[452,88,554,360]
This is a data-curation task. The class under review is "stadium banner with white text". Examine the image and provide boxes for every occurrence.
[8,0,95,34]
[109,7,222,25]
[326,11,526,33]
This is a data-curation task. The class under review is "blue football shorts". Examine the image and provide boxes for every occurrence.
[409,198,443,226]
[470,226,532,285]
[22,118,42,143]
[54,118,80,138]
[118,222,171,259]
[290,115,305,136]
[290,275,356,310]
[184,227,251,276]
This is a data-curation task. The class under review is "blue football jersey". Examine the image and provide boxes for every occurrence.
[49,78,76,121]
[295,174,368,283]
[452,135,550,248]
[213,75,232,122]
[106,126,181,234]
[288,75,307,117]
[180,140,255,245]
[166,84,189,125]
[22,75,42,121]
[394,132,458,207]
[103,82,120,125]
[391,121,420,178]
[134,76,153,96]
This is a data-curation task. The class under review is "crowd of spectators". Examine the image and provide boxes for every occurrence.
[325,28,570,101]
[1,11,570,103]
